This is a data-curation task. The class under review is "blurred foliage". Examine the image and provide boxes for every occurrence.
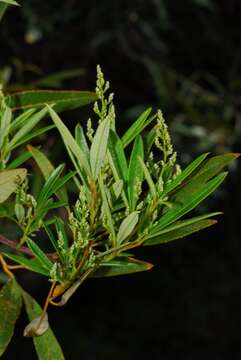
[0,0,240,159]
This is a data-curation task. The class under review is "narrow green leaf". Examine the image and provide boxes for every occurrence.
[3,253,50,276]
[9,108,36,133]
[162,152,209,196]
[0,279,22,357]
[27,145,54,177]
[0,168,27,203]
[192,153,240,183]
[43,223,64,264]
[128,135,144,210]
[138,156,157,198]
[10,124,55,150]
[75,124,89,157]
[146,219,217,245]
[92,257,153,277]
[121,108,153,148]
[171,154,239,205]
[41,200,68,211]
[0,105,11,148]
[36,164,65,207]
[148,212,221,238]
[116,211,139,244]
[7,90,97,112]
[28,145,70,204]
[26,238,53,271]
[6,150,32,169]
[152,172,227,231]
[108,130,128,181]
[98,174,116,244]
[22,291,65,360]
[8,107,48,150]
[49,170,75,198]
[90,118,110,179]
[48,105,91,177]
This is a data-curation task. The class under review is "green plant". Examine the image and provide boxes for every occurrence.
[0,65,239,358]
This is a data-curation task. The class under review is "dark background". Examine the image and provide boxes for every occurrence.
[1,1,241,359]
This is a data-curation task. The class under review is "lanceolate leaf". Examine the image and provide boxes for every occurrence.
[148,211,221,238]
[145,219,216,245]
[43,223,65,264]
[90,117,110,179]
[121,107,153,148]
[9,108,36,133]
[152,172,227,232]
[146,212,221,245]
[22,291,65,360]
[0,105,11,148]
[36,164,65,208]
[26,238,53,271]
[9,124,55,150]
[116,211,139,244]
[191,153,240,183]
[27,145,54,177]
[98,174,116,244]
[0,168,27,203]
[0,279,22,357]
[138,156,157,198]
[108,130,128,181]
[6,150,32,169]
[162,152,209,196]
[128,135,144,210]
[27,145,68,203]
[92,257,153,277]
[7,90,97,112]
[75,124,89,156]
[48,105,91,178]
[3,253,50,276]
[169,155,238,210]
[7,107,48,150]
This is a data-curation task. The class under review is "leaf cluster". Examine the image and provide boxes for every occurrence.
[0,66,239,358]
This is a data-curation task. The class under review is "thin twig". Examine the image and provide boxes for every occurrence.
[0,254,14,279]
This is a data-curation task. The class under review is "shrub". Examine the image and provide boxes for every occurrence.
[0,64,239,358]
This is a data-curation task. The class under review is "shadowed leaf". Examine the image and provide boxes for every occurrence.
[0,279,22,356]
[7,90,97,112]
[92,257,153,277]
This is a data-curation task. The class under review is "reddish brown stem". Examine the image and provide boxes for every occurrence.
[0,234,58,261]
